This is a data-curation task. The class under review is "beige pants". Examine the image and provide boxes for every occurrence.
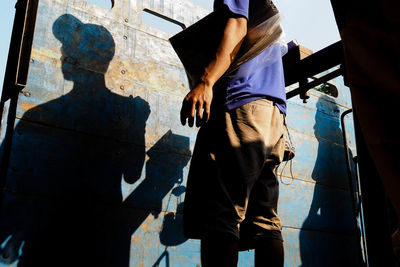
[183,98,286,250]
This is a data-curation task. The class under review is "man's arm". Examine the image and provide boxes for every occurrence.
[180,14,247,127]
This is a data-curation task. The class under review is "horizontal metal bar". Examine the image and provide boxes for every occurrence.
[286,68,343,99]
[143,8,186,30]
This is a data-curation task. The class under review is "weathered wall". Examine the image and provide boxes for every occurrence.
[282,83,360,266]
[0,0,360,266]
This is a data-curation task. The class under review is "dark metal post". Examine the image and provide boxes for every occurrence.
[341,109,369,266]
[352,113,395,266]
[0,0,39,217]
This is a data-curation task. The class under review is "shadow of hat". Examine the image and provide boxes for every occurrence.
[52,14,115,73]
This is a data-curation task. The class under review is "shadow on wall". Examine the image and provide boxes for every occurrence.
[0,14,189,266]
[299,96,361,267]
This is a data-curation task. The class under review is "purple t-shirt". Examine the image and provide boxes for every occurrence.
[214,0,286,114]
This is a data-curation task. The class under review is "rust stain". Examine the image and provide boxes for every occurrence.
[140,220,150,232]
[31,48,61,67]
[21,102,38,111]
[106,56,188,96]
[131,232,141,244]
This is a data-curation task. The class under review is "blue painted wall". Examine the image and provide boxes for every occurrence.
[0,0,360,266]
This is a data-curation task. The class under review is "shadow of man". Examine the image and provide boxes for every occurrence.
[0,14,151,266]
[299,97,359,267]
[99,130,191,266]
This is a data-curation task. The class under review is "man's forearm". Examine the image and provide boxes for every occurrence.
[200,16,247,88]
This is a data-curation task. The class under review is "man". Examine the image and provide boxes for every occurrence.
[180,1,287,266]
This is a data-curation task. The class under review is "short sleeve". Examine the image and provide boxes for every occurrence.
[214,0,249,19]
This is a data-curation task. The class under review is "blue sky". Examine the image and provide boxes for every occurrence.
[0,0,16,92]
[0,0,339,93]
[183,0,340,51]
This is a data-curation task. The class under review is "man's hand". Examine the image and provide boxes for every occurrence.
[180,82,213,127]
[179,14,247,128]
